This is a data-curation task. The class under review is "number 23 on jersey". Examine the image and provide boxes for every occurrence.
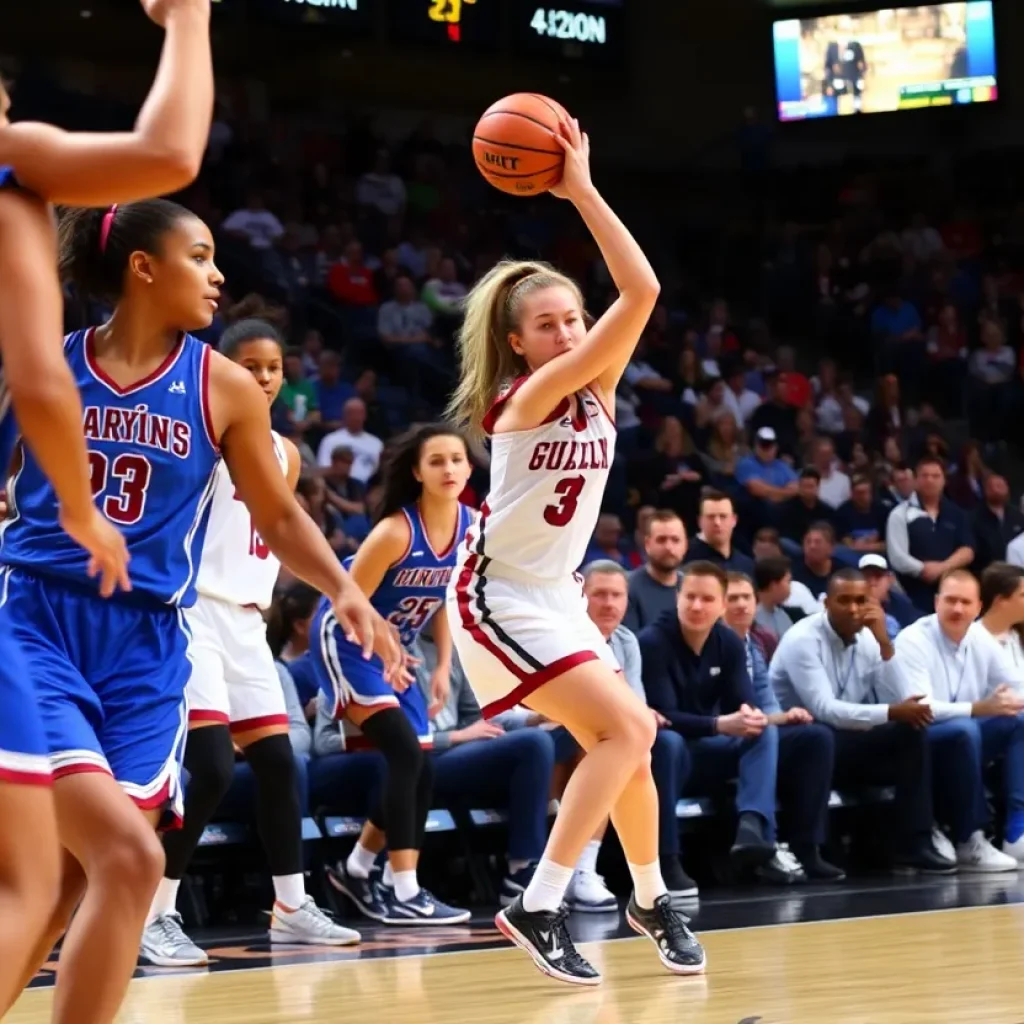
[89,450,152,526]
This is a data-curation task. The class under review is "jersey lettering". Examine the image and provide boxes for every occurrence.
[527,438,609,473]
[88,450,153,526]
[470,385,615,579]
[233,489,270,561]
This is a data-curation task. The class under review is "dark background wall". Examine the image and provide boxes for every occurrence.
[3,0,1019,167]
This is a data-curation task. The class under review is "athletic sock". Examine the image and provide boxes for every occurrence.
[576,840,601,876]
[393,870,420,902]
[346,841,378,880]
[628,860,668,910]
[147,878,181,924]
[272,874,306,911]
[522,858,574,913]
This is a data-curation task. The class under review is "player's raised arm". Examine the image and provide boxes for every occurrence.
[210,354,404,674]
[511,117,659,420]
[0,0,213,204]
[0,190,129,596]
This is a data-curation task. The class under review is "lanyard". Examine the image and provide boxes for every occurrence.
[830,640,858,700]
[935,621,969,702]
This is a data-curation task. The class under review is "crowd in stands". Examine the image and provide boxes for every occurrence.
[36,74,1024,913]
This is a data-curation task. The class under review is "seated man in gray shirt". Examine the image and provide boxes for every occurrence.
[623,510,686,633]
[769,568,955,874]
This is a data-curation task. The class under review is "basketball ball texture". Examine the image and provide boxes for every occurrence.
[473,94,569,196]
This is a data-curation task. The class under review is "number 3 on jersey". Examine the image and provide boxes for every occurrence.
[543,475,585,527]
[233,489,270,560]
[89,451,152,525]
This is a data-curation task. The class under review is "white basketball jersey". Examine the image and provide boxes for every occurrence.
[465,379,616,582]
[196,431,288,610]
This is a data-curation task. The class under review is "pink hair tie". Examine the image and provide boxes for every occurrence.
[99,204,118,253]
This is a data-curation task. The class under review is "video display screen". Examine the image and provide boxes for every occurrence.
[773,1,997,121]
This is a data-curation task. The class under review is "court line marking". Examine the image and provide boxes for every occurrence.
[18,899,1009,993]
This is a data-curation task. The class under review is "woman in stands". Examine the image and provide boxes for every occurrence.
[0,0,214,1015]
[444,115,704,985]
[140,316,359,969]
[268,582,323,721]
[311,424,474,925]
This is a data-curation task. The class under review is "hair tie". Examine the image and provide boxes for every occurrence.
[99,204,118,253]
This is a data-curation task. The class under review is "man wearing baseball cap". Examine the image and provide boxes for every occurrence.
[859,554,924,639]
[735,427,799,510]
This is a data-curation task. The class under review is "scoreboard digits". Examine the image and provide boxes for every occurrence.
[212,0,626,63]
[393,0,500,46]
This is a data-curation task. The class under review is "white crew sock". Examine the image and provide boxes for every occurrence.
[147,878,181,924]
[522,858,574,913]
[628,860,668,910]
[346,841,378,880]
[393,870,420,902]
[576,840,601,876]
[272,873,306,911]
[383,863,395,887]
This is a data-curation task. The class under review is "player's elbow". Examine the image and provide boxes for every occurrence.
[5,363,74,408]
[148,143,203,191]
[625,275,660,307]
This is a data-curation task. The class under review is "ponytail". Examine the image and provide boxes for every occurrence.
[445,259,582,439]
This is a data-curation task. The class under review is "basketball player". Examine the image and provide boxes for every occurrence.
[2,198,402,1024]
[140,317,359,968]
[313,425,474,925]
[0,0,213,1012]
[445,116,705,985]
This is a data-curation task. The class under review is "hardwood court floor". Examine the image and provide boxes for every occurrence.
[9,902,1024,1024]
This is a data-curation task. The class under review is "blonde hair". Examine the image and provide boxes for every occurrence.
[446,259,583,438]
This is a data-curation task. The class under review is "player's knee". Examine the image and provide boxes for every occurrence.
[185,725,237,801]
[361,708,424,776]
[244,733,296,783]
[96,823,165,899]
[616,703,657,762]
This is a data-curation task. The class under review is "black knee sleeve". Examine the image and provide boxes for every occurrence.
[244,733,303,877]
[163,726,236,879]
[359,708,427,852]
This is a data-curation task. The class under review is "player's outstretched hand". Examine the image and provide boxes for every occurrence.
[140,0,210,27]
[331,583,416,689]
[549,116,592,203]
[61,507,132,598]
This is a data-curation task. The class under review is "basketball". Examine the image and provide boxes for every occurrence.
[472,93,569,196]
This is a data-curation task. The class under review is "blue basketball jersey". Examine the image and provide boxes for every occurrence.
[1,328,221,607]
[0,166,23,480]
[344,502,474,648]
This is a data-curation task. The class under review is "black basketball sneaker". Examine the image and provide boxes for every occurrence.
[626,893,707,974]
[495,896,601,986]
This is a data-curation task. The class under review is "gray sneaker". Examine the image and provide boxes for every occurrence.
[139,912,209,967]
[270,895,361,945]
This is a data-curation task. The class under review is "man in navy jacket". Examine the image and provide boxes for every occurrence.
[638,561,777,875]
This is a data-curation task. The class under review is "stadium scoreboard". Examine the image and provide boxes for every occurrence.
[212,0,626,63]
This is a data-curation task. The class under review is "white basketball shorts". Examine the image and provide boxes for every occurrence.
[447,558,618,719]
[184,595,288,733]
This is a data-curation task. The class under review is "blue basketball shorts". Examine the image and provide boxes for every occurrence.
[0,598,52,787]
[310,601,430,749]
[1,568,191,826]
